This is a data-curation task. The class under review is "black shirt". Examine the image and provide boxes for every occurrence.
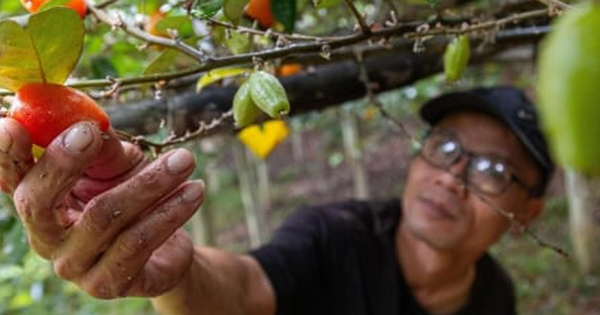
[250,199,517,315]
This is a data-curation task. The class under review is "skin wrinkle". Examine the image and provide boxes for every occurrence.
[74,142,149,202]
[83,197,120,233]
[51,151,196,296]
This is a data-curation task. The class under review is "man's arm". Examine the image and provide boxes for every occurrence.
[152,248,275,315]
[0,118,275,315]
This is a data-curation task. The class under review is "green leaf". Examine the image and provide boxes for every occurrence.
[224,29,251,54]
[273,0,296,33]
[38,0,71,11]
[313,0,343,9]
[141,37,199,94]
[196,67,251,93]
[144,49,181,75]
[0,7,84,91]
[90,56,118,79]
[403,0,439,5]
[10,292,33,309]
[0,0,22,13]
[28,8,84,83]
[212,18,251,55]
[144,37,199,75]
[223,0,250,22]
[155,15,195,38]
[0,265,23,281]
[0,22,39,91]
[196,0,223,18]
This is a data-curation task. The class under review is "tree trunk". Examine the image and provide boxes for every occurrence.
[233,141,268,247]
[255,156,271,236]
[341,109,369,199]
[291,121,304,163]
[190,139,221,245]
[565,169,600,274]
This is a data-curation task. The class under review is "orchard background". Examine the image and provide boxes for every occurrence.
[0,0,598,314]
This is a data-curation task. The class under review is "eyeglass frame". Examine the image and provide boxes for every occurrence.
[416,129,542,197]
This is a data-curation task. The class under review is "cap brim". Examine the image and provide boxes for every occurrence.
[420,91,504,125]
[420,91,553,172]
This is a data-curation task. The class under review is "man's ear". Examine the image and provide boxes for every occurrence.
[511,197,543,234]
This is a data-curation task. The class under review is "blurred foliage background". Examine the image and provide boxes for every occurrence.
[0,0,596,314]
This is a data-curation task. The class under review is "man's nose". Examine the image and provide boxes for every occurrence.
[436,155,469,196]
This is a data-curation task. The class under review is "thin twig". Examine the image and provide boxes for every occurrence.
[474,193,570,258]
[95,0,120,9]
[116,110,234,150]
[536,0,573,10]
[88,4,207,62]
[354,49,412,139]
[404,8,551,39]
[344,0,372,35]
[205,18,339,42]
[0,20,552,97]
[383,0,400,18]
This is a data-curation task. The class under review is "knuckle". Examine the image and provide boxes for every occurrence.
[81,277,116,300]
[28,235,53,260]
[84,197,118,233]
[13,188,34,221]
[140,276,170,297]
[154,205,178,226]
[117,229,147,259]
[53,256,81,281]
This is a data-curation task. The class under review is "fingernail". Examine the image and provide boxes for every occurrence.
[63,123,93,153]
[167,149,194,174]
[182,180,205,202]
[0,124,13,153]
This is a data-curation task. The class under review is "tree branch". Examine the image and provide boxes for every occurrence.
[0,6,554,98]
[344,0,372,35]
[536,0,573,10]
[87,3,206,62]
[95,0,120,9]
[404,8,552,39]
[205,18,340,42]
[108,25,548,138]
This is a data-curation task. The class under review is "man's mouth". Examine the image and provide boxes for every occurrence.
[418,195,459,220]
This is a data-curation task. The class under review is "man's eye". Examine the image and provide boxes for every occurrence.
[475,158,506,179]
[440,142,458,154]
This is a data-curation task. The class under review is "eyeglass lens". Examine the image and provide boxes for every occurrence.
[422,131,511,195]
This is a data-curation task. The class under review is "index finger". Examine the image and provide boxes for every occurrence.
[0,118,33,194]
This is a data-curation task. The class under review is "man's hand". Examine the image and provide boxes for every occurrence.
[0,118,205,299]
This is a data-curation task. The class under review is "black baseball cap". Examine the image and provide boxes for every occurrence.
[419,86,554,196]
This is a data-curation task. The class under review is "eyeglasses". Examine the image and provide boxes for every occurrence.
[419,129,539,196]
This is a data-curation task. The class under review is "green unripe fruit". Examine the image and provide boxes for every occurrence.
[233,81,263,127]
[537,3,600,175]
[444,34,470,82]
[248,71,291,119]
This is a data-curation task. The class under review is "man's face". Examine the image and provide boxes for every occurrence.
[402,111,543,256]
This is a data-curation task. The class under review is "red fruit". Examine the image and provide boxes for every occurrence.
[10,83,110,148]
[246,0,274,28]
[145,11,168,37]
[20,0,87,18]
[277,63,302,77]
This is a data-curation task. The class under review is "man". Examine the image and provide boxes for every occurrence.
[0,86,553,315]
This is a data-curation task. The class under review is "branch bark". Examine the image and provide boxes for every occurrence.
[107,26,548,137]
